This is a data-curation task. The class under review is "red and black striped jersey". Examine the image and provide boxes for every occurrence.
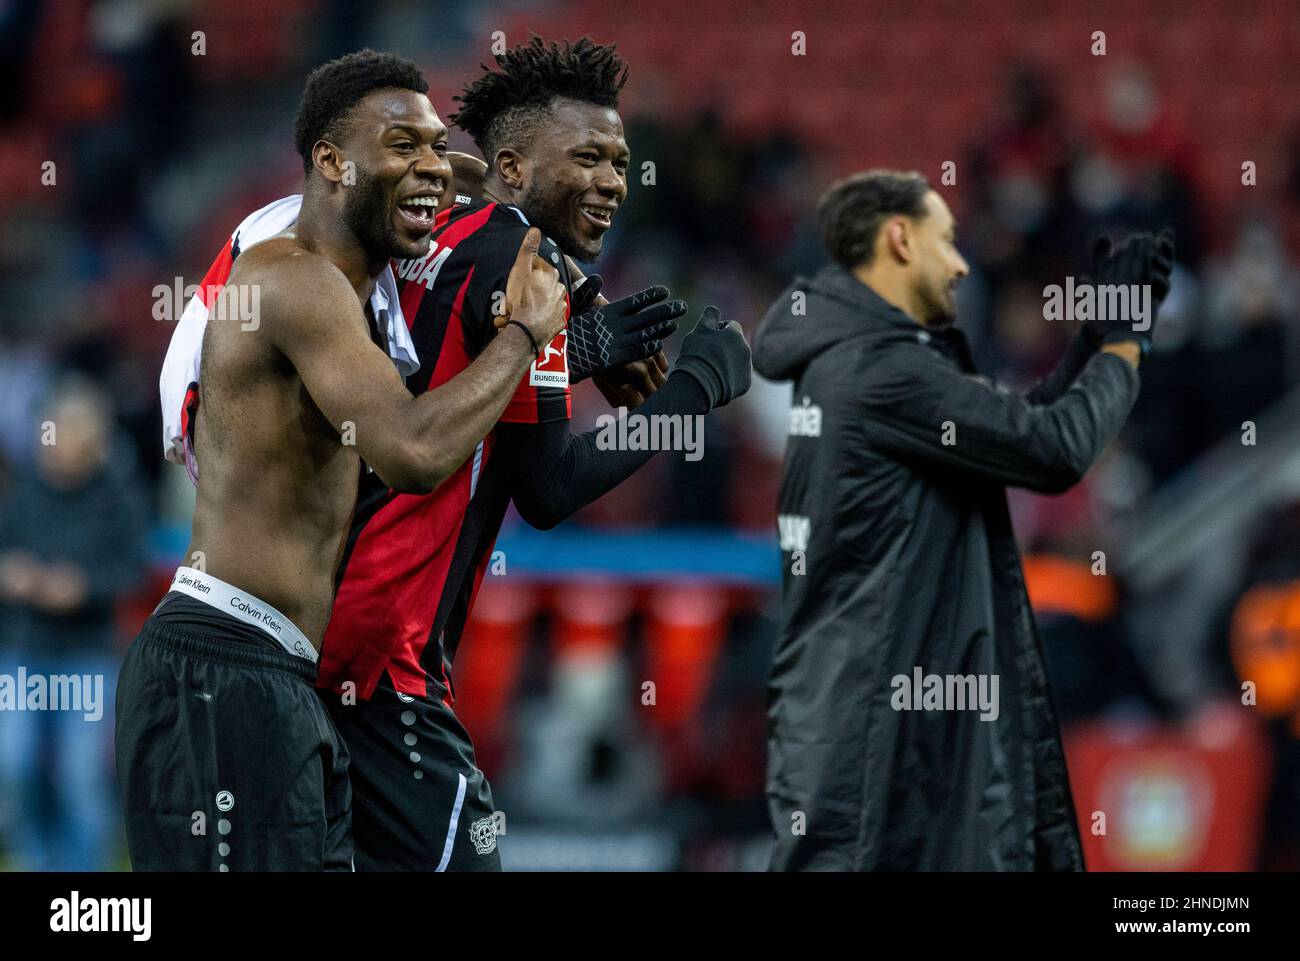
[318,201,573,703]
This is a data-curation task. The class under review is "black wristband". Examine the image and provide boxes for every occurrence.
[504,319,540,358]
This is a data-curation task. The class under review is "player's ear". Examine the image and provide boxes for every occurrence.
[312,140,348,185]
[495,148,526,190]
[885,218,912,265]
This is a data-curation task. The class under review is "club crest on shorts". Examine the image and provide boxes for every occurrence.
[469,815,498,856]
[529,329,569,388]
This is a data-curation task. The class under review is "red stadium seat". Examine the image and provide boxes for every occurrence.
[454,582,538,771]
[641,583,729,733]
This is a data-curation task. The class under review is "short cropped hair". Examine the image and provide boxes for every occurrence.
[293,49,429,174]
[817,170,930,269]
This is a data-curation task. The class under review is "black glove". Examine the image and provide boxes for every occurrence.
[672,306,752,410]
[566,278,686,382]
[570,273,604,315]
[1084,228,1175,352]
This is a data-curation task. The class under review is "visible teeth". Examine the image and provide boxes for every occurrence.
[404,197,437,207]
[582,205,612,222]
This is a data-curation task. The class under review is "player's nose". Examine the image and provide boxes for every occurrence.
[593,166,626,200]
[415,148,452,186]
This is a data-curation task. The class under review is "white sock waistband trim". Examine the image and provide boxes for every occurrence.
[163,567,318,664]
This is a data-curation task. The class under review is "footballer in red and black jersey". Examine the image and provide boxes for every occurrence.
[318,199,574,705]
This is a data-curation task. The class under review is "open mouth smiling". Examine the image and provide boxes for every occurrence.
[397,192,441,230]
[580,203,615,230]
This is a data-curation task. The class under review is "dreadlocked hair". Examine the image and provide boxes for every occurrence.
[450,36,628,158]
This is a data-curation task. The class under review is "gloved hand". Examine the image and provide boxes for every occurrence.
[566,278,686,382]
[1084,228,1175,351]
[569,272,604,315]
[672,306,752,410]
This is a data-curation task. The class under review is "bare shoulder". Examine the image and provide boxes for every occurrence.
[231,237,361,336]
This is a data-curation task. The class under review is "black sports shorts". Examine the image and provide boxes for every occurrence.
[115,592,352,871]
[322,674,501,871]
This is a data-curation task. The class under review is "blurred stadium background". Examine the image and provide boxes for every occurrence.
[2,0,1300,871]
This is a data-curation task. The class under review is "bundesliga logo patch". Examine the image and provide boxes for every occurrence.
[529,329,569,388]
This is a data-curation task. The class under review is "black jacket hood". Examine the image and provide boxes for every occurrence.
[752,263,919,382]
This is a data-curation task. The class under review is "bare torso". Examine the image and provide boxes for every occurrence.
[181,217,568,648]
[186,236,367,646]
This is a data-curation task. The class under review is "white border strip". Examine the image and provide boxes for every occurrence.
[436,773,468,872]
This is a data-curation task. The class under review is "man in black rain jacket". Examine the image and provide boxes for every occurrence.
[753,169,1173,871]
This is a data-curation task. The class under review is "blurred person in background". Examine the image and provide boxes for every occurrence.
[1195,218,1296,449]
[753,170,1173,871]
[1221,502,1300,871]
[0,376,148,870]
